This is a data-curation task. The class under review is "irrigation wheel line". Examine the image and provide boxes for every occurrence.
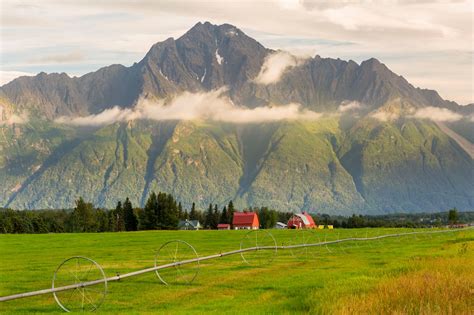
[0,227,471,313]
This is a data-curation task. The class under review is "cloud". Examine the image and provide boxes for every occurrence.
[0,106,28,125]
[253,51,306,85]
[55,88,323,126]
[338,101,362,113]
[369,106,467,123]
[0,71,35,85]
[370,111,400,122]
[411,106,463,122]
[54,106,133,126]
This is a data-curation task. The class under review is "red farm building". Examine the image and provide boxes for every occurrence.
[217,223,231,230]
[287,212,316,229]
[232,212,260,230]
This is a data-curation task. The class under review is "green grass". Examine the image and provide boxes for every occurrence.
[0,228,473,314]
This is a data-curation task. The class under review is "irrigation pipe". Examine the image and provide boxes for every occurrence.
[0,227,471,302]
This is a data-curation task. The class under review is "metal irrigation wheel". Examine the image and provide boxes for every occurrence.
[52,256,107,313]
[289,229,318,258]
[239,230,277,265]
[155,240,200,286]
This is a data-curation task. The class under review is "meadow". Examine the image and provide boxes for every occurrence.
[0,228,473,314]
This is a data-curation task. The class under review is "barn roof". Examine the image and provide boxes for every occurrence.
[232,212,258,225]
[288,212,315,227]
[294,213,311,225]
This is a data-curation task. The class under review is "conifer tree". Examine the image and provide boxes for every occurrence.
[227,200,235,224]
[72,197,96,232]
[123,197,138,231]
[204,203,213,229]
[114,201,125,231]
[161,193,179,229]
[177,202,183,219]
[141,192,158,230]
[189,202,198,220]
[212,204,220,229]
[220,206,228,224]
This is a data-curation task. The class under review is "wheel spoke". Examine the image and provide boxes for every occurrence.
[81,263,94,281]
[63,287,79,304]
[81,288,85,310]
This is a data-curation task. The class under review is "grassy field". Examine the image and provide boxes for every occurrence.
[0,228,473,314]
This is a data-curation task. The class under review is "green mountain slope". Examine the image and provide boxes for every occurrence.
[2,118,472,213]
[1,22,473,213]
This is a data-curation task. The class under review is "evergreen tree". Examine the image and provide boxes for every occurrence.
[204,204,213,229]
[107,209,117,231]
[161,193,179,229]
[212,204,220,229]
[177,202,183,219]
[156,192,166,228]
[114,201,125,231]
[123,197,138,231]
[141,192,158,230]
[96,209,109,232]
[227,200,235,224]
[183,209,190,220]
[258,207,277,229]
[448,208,458,225]
[72,197,96,232]
[189,202,198,220]
[220,206,228,224]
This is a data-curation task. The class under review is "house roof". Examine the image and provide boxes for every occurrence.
[217,223,230,228]
[232,212,259,226]
[178,220,201,228]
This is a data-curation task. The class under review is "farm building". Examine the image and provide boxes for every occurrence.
[287,212,316,229]
[178,219,202,230]
[275,222,287,229]
[232,212,259,230]
[217,223,231,230]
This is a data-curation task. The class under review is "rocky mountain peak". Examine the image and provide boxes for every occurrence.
[1,21,471,120]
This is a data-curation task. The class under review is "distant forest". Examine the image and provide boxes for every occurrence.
[0,192,472,234]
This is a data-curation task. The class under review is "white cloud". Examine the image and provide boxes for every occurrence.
[411,106,463,122]
[338,101,362,113]
[0,71,35,86]
[54,106,133,126]
[0,108,28,125]
[55,88,322,126]
[254,51,305,85]
[370,111,399,122]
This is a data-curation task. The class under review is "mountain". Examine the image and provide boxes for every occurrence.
[0,22,473,213]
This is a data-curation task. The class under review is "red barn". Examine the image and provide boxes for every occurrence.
[232,212,259,230]
[217,223,231,230]
[287,212,316,229]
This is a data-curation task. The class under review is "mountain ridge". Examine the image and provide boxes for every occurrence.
[2,22,471,120]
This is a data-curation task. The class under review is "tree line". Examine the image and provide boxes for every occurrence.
[313,208,472,228]
[1,193,470,234]
[0,192,287,233]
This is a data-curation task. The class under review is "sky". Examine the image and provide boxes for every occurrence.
[1,0,473,104]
